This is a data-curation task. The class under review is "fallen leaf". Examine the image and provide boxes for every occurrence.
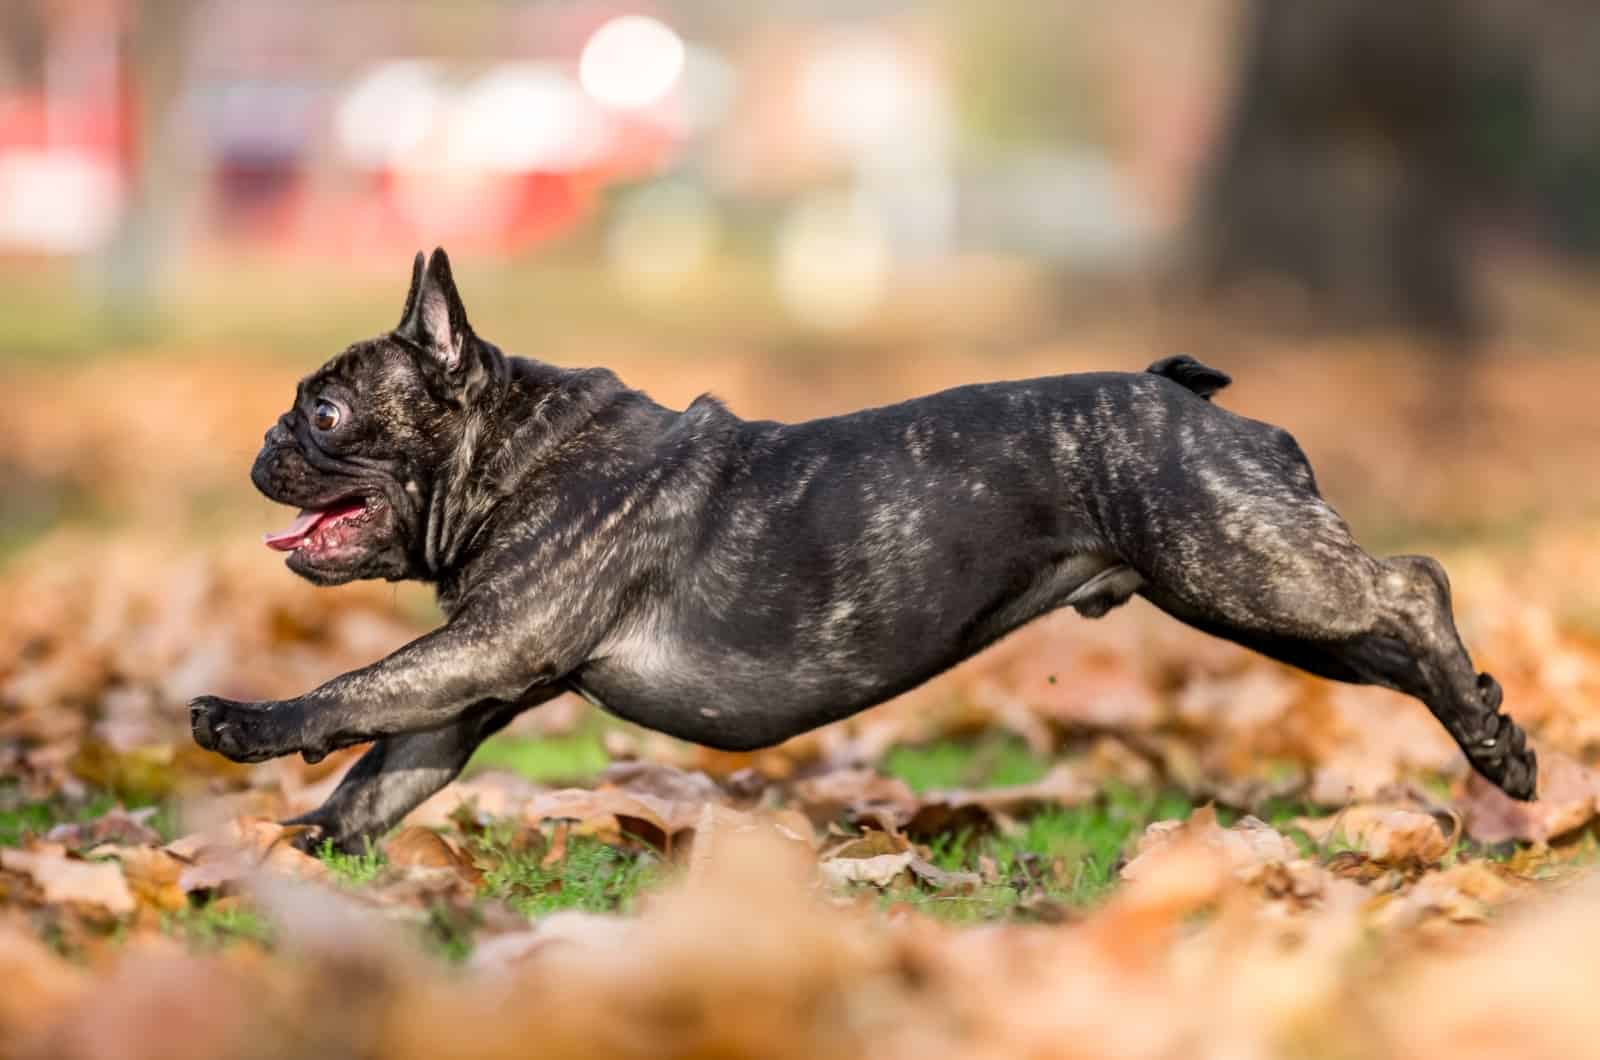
[168,817,329,893]
[820,830,915,888]
[1294,806,1452,865]
[44,806,163,850]
[906,763,1096,837]
[541,820,571,870]
[791,769,920,830]
[906,858,982,894]
[1,845,135,915]
[522,781,712,854]
[0,919,89,1043]
[466,911,636,974]
[111,846,189,913]
[1122,807,1300,887]
[384,826,484,887]
[1370,861,1524,931]
[1459,749,1600,844]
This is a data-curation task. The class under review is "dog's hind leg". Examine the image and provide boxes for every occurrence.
[1138,537,1536,799]
[285,692,554,854]
[1348,554,1535,797]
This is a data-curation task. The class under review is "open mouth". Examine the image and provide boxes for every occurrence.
[263,497,379,559]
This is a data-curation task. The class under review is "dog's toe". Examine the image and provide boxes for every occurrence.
[1476,671,1504,712]
[1503,743,1539,801]
[190,696,225,752]
[189,695,289,763]
[1469,709,1537,801]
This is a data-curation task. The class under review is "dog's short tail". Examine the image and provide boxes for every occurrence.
[1145,355,1231,401]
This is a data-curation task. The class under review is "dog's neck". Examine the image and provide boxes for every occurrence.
[418,347,643,589]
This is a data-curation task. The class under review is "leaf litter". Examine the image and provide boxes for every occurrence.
[8,366,1600,1054]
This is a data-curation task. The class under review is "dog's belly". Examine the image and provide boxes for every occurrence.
[570,553,1142,751]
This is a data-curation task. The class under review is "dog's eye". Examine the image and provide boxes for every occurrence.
[312,400,341,432]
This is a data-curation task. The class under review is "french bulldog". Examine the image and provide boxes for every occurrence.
[191,248,1537,852]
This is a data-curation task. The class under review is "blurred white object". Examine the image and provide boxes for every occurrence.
[799,31,950,169]
[0,149,122,253]
[452,64,610,173]
[607,180,718,300]
[580,15,686,110]
[339,61,613,175]
[776,189,889,331]
[335,61,443,168]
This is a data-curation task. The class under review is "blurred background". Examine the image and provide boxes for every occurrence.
[4,0,1600,570]
[10,8,1600,1030]
[3,0,1600,923]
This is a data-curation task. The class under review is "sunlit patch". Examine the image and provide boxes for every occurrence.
[579,15,686,110]
[775,190,889,331]
[606,181,718,301]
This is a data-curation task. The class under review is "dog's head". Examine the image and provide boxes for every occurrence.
[252,248,497,585]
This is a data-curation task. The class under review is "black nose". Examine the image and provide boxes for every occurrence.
[264,414,294,447]
[250,449,277,496]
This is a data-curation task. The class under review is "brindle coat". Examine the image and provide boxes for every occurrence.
[191,249,1537,851]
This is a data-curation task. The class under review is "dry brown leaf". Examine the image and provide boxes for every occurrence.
[44,806,164,850]
[0,918,89,1044]
[522,777,715,854]
[1371,860,1524,931]
[599,761,726,805]
[1122,807,1301,887]
[168,817,330,893]
[541,820,571,869]
[1294,806,1452,865]
[684,803,761,887]
[1459,748,1600,844]
[820,830,915,888]
[111,846,189,913]
[791,769,921,829]
[906,858,982,893]
[906,763,1097,838]
[384,826,484,887]
[467,911,637,975]
[0,845,136,916]
[769,807,817,848]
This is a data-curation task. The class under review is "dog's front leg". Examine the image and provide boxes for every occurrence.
[283,691,558,854]
[192,608,584,764]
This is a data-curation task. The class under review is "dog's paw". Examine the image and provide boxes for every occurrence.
[281,811,371,857]
[1467,674,1538,801]
[190,695,299,763]
[282,816,331,856]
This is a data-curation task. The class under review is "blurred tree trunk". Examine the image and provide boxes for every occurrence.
[1191,0,1478,344]
[89,0,196,321]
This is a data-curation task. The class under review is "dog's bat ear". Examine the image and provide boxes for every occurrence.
[396,250,425,331]
[396,247,471,373]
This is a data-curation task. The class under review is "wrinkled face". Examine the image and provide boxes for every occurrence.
[251,339,450,584]
[251,248,477,586]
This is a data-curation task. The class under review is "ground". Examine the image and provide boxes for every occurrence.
[4,269,1600,1057]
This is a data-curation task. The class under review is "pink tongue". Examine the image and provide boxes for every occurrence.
[264,509,325,551]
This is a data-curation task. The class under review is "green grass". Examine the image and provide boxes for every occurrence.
[474,833,661,918]
[318,839,387,886]
[888,785,1201,921]
[0,786,180,847]
[162,903,274,950]
[468,727,611,784]
[881,734,1052,793]
[0,798,107,847]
